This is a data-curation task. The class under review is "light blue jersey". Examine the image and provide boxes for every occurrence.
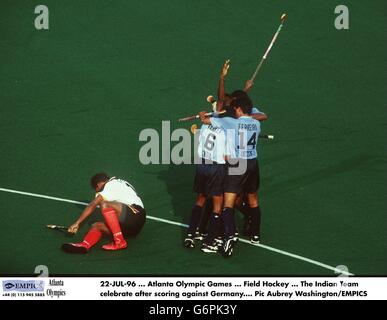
[210,116,261,160]
[197,123,226,164]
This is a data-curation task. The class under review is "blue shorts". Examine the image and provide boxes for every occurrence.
[224,159,260,195]
[193,160,226,196]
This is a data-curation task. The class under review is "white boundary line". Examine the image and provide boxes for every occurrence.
[0,187,354,276]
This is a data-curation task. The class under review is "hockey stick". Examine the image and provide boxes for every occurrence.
[250,13,287,82]
[178,110,226,122]
[46,224,72,234]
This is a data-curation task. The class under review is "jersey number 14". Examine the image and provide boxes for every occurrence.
[238,131,256,149]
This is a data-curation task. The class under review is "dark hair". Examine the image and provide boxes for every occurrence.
[222,93,234,107]
[231,90,247,98]
[230,96,253,114]
[231,90,253,105]
[219,105,236,118]
[90,172,109,189]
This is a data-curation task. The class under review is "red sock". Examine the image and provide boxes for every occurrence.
[82,228,102,249]
[102,207,125,244]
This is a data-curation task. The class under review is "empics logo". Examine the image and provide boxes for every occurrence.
[2,280,45,292]
[4,282,15,290]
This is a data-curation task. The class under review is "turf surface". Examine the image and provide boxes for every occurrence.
[0,0,386,275]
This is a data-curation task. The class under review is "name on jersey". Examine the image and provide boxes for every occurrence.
[208,124,223,134]
[238,123,258,131]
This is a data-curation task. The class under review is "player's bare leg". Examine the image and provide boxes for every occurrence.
[99,201,127,250]
[247,192,261,244]
[195,193,207,207]
[212,195,223,214]
[223,192,237,208]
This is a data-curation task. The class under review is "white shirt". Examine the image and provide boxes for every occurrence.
[96,177,144,208]
[197,124,226,164]
[210,116,261,159]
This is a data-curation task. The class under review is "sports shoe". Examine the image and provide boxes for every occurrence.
[61,242,89,254]
[194,231,207,241]
[183,235,195,249]
[214,237,223,248]
[201,243,219,253]
[102,240,128,251]
[250,235,260,245]
[233,228,239,242]
[222,237,235,258]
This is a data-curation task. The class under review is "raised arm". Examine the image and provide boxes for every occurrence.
[68,194,104,233]
[217,59,230,111]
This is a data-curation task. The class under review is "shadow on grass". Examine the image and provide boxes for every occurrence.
[156,163,195,239]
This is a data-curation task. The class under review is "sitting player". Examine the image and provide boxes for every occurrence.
[62,173,146,254]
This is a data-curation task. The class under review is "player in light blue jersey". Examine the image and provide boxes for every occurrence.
[183,118,228,253]
[200,95,263,257]
[197,123,226,164]
[212,114,261,159]
[215,60,266,243]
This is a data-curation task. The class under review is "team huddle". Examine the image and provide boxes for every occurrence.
[183,60,267,257]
